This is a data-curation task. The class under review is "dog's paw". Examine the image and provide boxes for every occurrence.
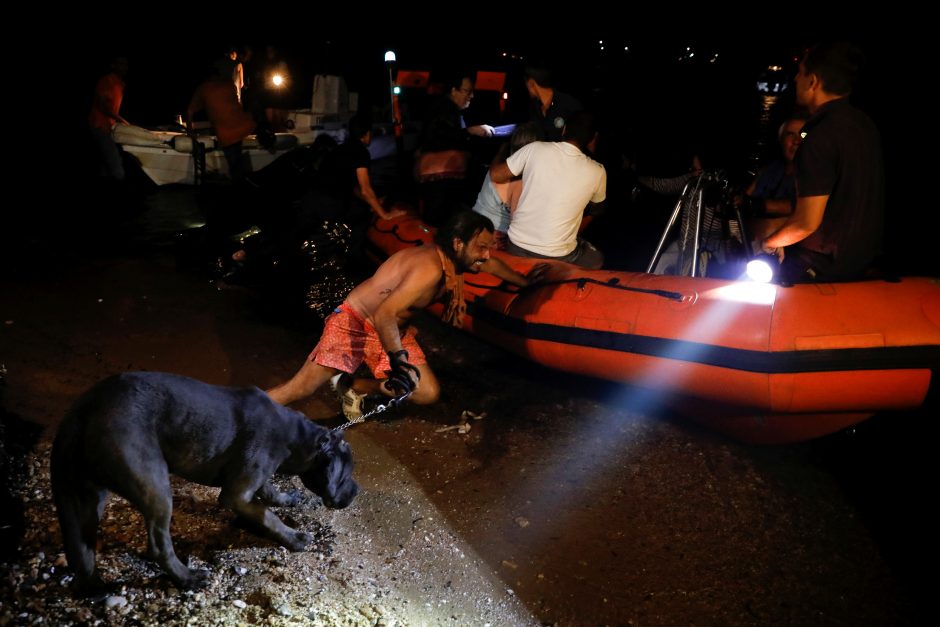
[285,530,314,552]
[179,568,212,590]
[270,490,304,507]
[75,575,115,599]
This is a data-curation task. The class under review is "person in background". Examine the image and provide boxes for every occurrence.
[187,66,256,181]
[490,111,606,269]
[747,113,808,205]
[524,63,582,142]
[88,56,129,181]
[229,48,245,104]
[300,115,407,263]
[742,112,808,250]
[422,73,497,148]
[214,47,242,102]
[471,122,543,249]
[635,153,703,196]
[417,72,496,226]
[760,42,884,282]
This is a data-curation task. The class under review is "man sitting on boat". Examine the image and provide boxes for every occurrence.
[266,212,542,419]
[748,113,807,206]
[759,42,884,282]
[489,111,606,269]
[471,122,543,250]
[742,112,808,250]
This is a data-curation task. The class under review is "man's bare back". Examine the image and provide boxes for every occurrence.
[345,245,446,327]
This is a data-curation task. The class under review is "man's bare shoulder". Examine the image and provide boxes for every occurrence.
[390,245,444,276]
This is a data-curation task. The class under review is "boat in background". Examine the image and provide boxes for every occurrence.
[113,124,345,186]
[114,74,362,186]
[367,215,940,445]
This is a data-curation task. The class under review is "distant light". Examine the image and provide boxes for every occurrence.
[768,65,783,71]
[624,46,629,52]
[392,85,401,95]
[502,52,507,57]
[800,131,807,139]
[502,92,508,100]
[271,73,284,87]
[689,52,695,57]
[599,40,604,44]
[384,50,396,63]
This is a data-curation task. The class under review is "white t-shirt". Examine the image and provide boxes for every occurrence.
[506,141,606,257]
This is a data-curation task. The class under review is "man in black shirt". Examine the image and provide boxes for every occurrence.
[524,64,582,143]
[295,116,405,268]
[311,116,404,224]
[761,42,884,282]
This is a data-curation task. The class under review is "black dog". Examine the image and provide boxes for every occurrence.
[51,372,358,593]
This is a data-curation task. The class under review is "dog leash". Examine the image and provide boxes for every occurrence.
[333,391,413,432]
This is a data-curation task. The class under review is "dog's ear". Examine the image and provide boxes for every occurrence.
[308,430,344,461]
[319,431,349,456]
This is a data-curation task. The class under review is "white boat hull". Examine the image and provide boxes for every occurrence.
[120,144,288,186]
[113,124,336,186]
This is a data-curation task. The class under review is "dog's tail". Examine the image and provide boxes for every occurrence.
[51,409,107,592]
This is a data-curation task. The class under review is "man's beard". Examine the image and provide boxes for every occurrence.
[456,253,484,274]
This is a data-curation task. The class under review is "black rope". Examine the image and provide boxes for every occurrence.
[464,276,684,301]
[370,221,682,301]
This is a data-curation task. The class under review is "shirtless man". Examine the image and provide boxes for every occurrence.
[267,212,541,418]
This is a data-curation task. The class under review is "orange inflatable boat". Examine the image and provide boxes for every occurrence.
[367,216,940,444]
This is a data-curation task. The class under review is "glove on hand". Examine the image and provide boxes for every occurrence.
[386,350,420,394]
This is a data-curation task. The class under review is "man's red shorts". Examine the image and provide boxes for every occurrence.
[309,304,426,377]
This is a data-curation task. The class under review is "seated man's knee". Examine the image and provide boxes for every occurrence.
[582,248,604,269]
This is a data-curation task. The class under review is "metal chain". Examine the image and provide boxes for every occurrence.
[333,390,413,431]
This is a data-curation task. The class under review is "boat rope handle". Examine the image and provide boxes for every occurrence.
[370,221,683,300]
[464,276,684,301]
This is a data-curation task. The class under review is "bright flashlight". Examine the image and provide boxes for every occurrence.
[746,257,775,283]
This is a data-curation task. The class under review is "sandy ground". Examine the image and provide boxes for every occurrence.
[0,188,933,625]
